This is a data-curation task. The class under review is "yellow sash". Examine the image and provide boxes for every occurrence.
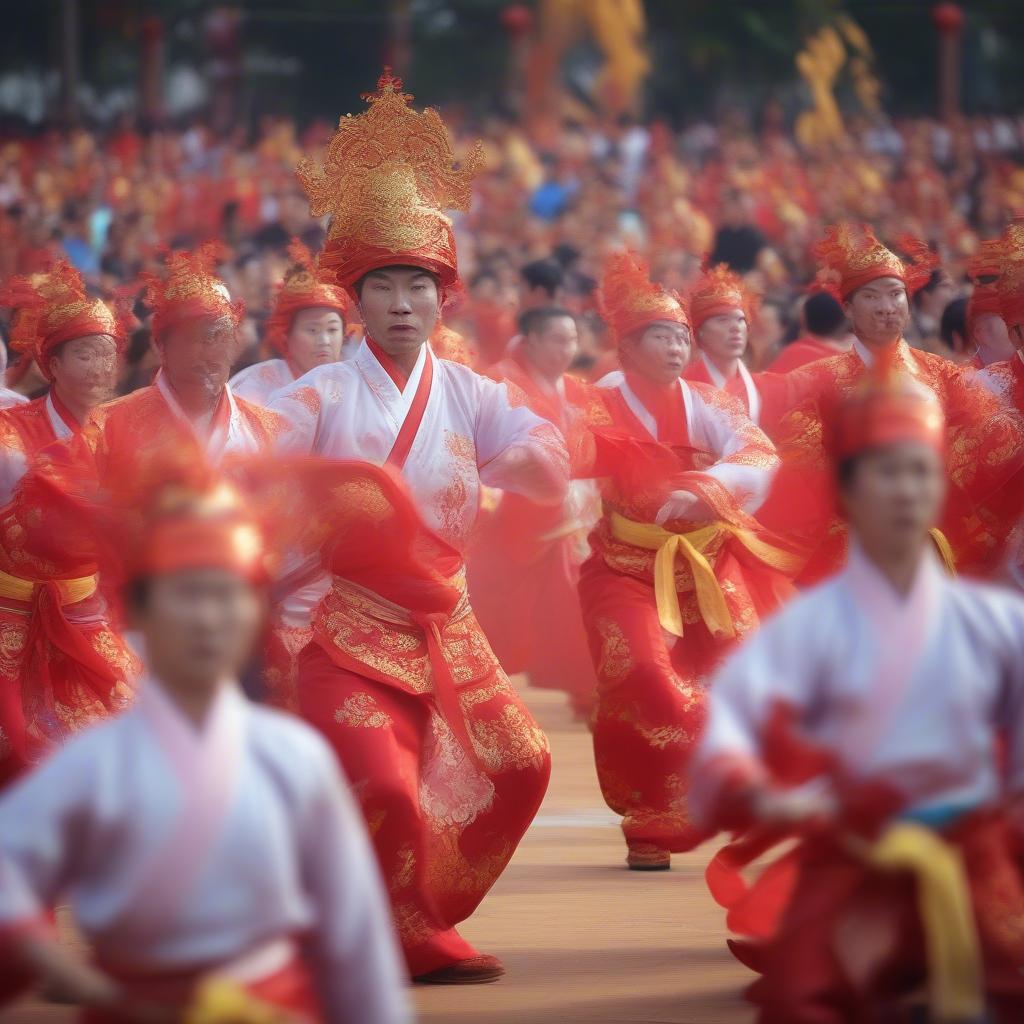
[0,567,98,606]
[865,823,983,1021]
[608,511,801,638]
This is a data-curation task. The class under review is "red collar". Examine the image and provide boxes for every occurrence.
[366,337,412,392]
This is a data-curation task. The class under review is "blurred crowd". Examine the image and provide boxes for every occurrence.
[4,105,1024,388]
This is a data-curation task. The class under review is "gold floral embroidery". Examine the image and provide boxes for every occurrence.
[595,617,631,684]
[333,691,394,729]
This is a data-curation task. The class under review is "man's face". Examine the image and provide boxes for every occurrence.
[157,317,238,399]
[844,277,910,348]
[697,308,748,365]
[841,442,945,557]
[625,320,691,386]
[358,267,440,358]
[524,315,578,380]
[137,567,263,689]
[287,307,344,375]
[49,334,118,411]
[974,314,1015,360]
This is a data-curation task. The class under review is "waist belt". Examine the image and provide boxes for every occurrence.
[0,566,98,609]
[608,510,800,639]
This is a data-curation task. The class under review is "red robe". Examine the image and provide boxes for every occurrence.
[0,383,283,784]
[468,353,598,716]
[764,336,846,374]
[682,353,763,422]
[0,392,139,785]
[578,374,796,853]
[293,464,551,977]
[756,340,1024,582]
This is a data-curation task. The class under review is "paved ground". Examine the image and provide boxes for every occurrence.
[1,685,753,1024]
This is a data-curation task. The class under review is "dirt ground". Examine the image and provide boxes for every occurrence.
[0,684,753,1024]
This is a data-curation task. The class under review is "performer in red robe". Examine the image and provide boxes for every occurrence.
[277,71,565,984]
[0,261,138,785]
[692,363,1024,1023]
[469,306,599,719]
[756,224,1024,582]
[682,261,764,423]
[578,251,798,871]
[765,291,852,374]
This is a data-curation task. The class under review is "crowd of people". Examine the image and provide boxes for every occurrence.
[0,66,1024,1023]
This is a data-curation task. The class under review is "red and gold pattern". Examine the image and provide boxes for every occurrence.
[688,260,756,329]
[967,239,1003,328]
[0,260,128,381]
[761,340,1024,580]
[297,69,484,297]
[578,381,794,852]
[597,250,690,344]
[429,322,477,368]
[139,242,243,339]
[813,223,937,300]
[265,239,349,356]
[991,221,1024,328]
[833,348,945,460]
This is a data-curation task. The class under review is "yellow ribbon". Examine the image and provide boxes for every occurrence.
[863,823,983,1022]
[0,566,97,606]
[609,511,800,639]
[928,527,957,576]
[185,977,294,1024]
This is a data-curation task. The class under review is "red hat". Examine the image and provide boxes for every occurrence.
[265,239,349,356]
[139,242,243,340]
[297,69,485,301]
[688,259,756,329]
[833,348,945,461]
[814,224,937,301]
[125,449,269,585]
[965,240,1002,329]
[598,250,690,344]
[0,260,128,381]
[992,222,1024,329]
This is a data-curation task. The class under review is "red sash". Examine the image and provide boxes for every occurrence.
[386,350,434,470]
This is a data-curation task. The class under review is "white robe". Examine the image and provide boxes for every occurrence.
[0,387,27,410]
[0,680,411,1024]
[692,544,1024,827]
[230,358,295,407]
[269,340,568,550]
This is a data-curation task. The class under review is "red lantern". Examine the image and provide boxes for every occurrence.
[932,2,965,36]
[501,4,533,39]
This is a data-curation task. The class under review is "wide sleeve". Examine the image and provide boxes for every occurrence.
[266,380,325,456]
[297,738,412,1024]
[682,382,779,517]
[0,736,98,941]
[690,596,821,830]
[473,375,569,505]
[0,416,28,508]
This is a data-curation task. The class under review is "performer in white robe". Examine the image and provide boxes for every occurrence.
[691,364,1024,1023]
[0,463,410,1023]
[265,70,567,984]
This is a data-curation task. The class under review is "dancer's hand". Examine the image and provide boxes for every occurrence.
[656,490,712,524]
[752,783,837,829]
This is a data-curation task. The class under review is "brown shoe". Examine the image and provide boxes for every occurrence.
[626,842,671,871]
[413,954,505,985]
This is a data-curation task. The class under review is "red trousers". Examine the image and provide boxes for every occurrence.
[579,547,791,852]
[298,641,551,976]
[741,815,1024,1023]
